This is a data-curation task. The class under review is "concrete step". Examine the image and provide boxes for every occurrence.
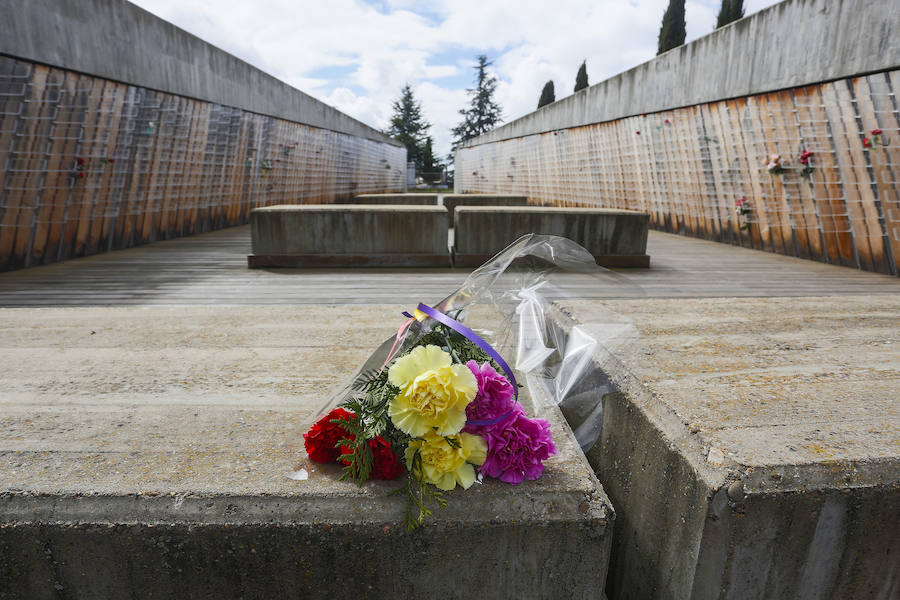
[548,296,900,600]
[0,306,613,599]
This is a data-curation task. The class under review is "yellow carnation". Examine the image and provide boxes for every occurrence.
[406,431,487,491]
[387,345,477,436]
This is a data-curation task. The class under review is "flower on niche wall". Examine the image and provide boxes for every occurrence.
[764,154,784,175]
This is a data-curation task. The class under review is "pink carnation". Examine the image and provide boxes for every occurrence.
[463,361,516,434]
[479,406,556,484]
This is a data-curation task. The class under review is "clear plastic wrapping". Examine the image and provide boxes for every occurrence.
[317,233,643,452]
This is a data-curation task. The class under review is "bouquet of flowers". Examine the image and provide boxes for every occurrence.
[764,153,785,175]
[735,197,751,231]
[297,234,640,529]
[798,150,814,177]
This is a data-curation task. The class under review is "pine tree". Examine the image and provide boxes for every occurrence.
[420,136,443,174]
[537,81,556,109]
[657,0,686,55]
[716,0,744,28]
[451,55,503,147]
[386,84,431,170]
[574,60,589,93]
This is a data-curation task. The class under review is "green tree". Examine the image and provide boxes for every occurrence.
[451,55,503,147]
[716,0,744,28]
[420,136,443,175]
[537,80,555,109]
[574,60,589,93]
[657,0,686,55]
[386,84,431,170]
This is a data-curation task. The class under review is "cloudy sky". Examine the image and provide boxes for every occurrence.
[130,0,781,158]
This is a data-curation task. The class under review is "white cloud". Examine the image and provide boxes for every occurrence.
[129,0,782,158]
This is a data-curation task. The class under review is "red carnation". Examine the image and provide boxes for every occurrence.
[636,131,641,135]
[76,157,85,166]
[302,407,355,463]
[664,119,670,124]
[863,137,872,148]
[871,128,882,136]
[340,436,404,480]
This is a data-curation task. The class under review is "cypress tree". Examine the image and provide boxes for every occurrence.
[537,80,556,109]
[716,0,744,28]
[574,60,589,93]
[657,0,686,55]
[451,55,503,147]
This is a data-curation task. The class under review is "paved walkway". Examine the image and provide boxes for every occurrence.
[0,226,897,306]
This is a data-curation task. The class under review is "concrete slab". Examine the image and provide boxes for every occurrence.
[453,206,650,268]
[344,193,438,204]
[548,296,900,600]
[442,194,529,226]
[0,306,613,598]
[248,205,450,267]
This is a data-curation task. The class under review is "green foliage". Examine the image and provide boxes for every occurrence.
[657,0,686,55]
[386,84,432,171]
[574,60,589,93]
[388,449,447,530]
[716,0,744,28]
[416,323,496,371]
[337,370,405,485]
[420,135,443,174]
[334,401,373,484]
[537,80,555,109]
[451,55,503,148]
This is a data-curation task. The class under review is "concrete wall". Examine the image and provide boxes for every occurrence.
[0,0,399,146]
[460,0,899,147]
[455,0,900,276]
[0,2,406,271]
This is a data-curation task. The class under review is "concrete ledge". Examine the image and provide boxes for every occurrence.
[341,194,438,205]
[249,205,449,268]
[0,305,614,598]
[453,207,650,267]
[248,253,451,268]
[454,253,650,269]
[442,194,529,227]
[547,296,900,600]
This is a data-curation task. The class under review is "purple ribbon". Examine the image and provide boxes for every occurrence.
[415,303,519,417]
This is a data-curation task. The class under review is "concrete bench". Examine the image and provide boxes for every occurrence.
[453,206,650,268]
[338,193,438,205]
[0,305,614,598]
[442,194,529,227]
[248,204,449,267]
